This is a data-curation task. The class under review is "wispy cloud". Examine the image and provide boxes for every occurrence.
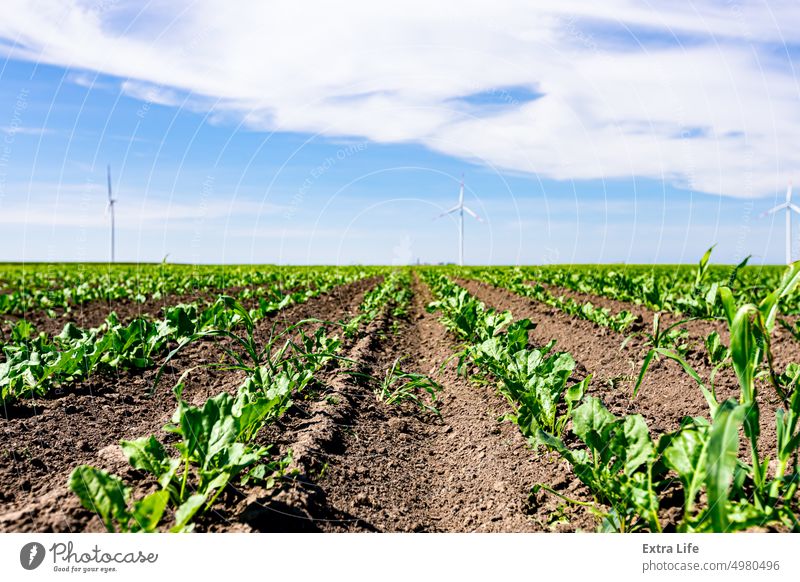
[0,1,798,198]
[0,184,287,229]
[0,125,54,136]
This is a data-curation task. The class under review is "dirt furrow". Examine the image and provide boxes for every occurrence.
[294,275,594,532]
[0,277,375,532]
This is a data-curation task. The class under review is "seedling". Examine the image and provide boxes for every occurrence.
[376,357,441,414]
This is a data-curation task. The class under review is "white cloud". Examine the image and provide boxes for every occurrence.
[0,184,286,229]
[0,1,798,198]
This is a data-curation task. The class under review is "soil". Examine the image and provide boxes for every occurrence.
[260,275,594,532]
[157,275,595,533]
[2,270,795,533]
[0,277,374,532]
[536,281,800,370]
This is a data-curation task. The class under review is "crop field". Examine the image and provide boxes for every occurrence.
[2,258,800,533]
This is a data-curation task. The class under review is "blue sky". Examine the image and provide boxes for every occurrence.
[0,2,799,265]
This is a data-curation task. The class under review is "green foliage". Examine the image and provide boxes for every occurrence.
[704,331,729,366]
[1,267,369,405]
[457,267,640,333]
[376,357,441,414]
[537,397,660,532]
[66,272,403,532]
[345,270,413,337]
[69,466,169,533]
[618,262,800,532]
[424,272,588,442]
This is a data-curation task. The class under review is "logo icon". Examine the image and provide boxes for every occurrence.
[20,542,46,570]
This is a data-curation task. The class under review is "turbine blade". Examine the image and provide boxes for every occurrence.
[761,204,789,217]
[462,206,483,222]
[433,205,460,220]
[790,204,800,214]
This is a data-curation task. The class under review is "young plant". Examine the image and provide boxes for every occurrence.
[469,332,589,443]
[154,296,340,399]
[536,396,661,532]
[376,357,441,414]
[704,330,729,366]
[633,262,800,531]
[630,312,716,410]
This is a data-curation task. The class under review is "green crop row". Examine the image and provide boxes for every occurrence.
[511,247,800,317]
[0,269,370,405]
[456,267,638,333]
[68,272,434,532]
[422,268,800,532]
[69,303,343,532]
[345,269,413,336]
[0,264,379,316]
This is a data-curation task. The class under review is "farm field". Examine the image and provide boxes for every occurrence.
[2,260,800,533]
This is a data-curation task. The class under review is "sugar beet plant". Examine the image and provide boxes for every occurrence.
[425,265,800,532]
[0,264,374,317]
[344,270,413,337]
[68,275,410,532]
[424,272,588,443]
[1,269,367,405]
[517,246,760,318]
[69,299,349,531]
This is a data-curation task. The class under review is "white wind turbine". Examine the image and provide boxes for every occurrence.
[762,182,799,265]
[434,176,483,266]
[106,165,117,263]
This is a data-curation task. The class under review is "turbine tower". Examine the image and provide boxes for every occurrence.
[434,175,483,266]
[106,165,117,263]
[762,182,799,265]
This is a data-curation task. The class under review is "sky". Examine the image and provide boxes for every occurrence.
[0,1,799,265]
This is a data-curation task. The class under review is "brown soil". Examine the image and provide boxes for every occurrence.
[303,275,593,532]
[0,277,375,532]
[4,271,793,533]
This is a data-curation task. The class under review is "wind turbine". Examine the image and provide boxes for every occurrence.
[762,182,799,265]
[434,176,483,266]
[106,165,117,263]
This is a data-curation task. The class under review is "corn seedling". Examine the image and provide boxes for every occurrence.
[376,357,442,414]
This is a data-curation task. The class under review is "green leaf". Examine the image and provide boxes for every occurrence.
[69,466,131,533]
[706,400,747,532]
[632,349,657,398]
[617,415,653,475]
[661,419,710,513]
[120,436,180,489]
[759,262,800,331]
[172,493,208,531]
[130,490,169,533]
[572,396,616,454]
